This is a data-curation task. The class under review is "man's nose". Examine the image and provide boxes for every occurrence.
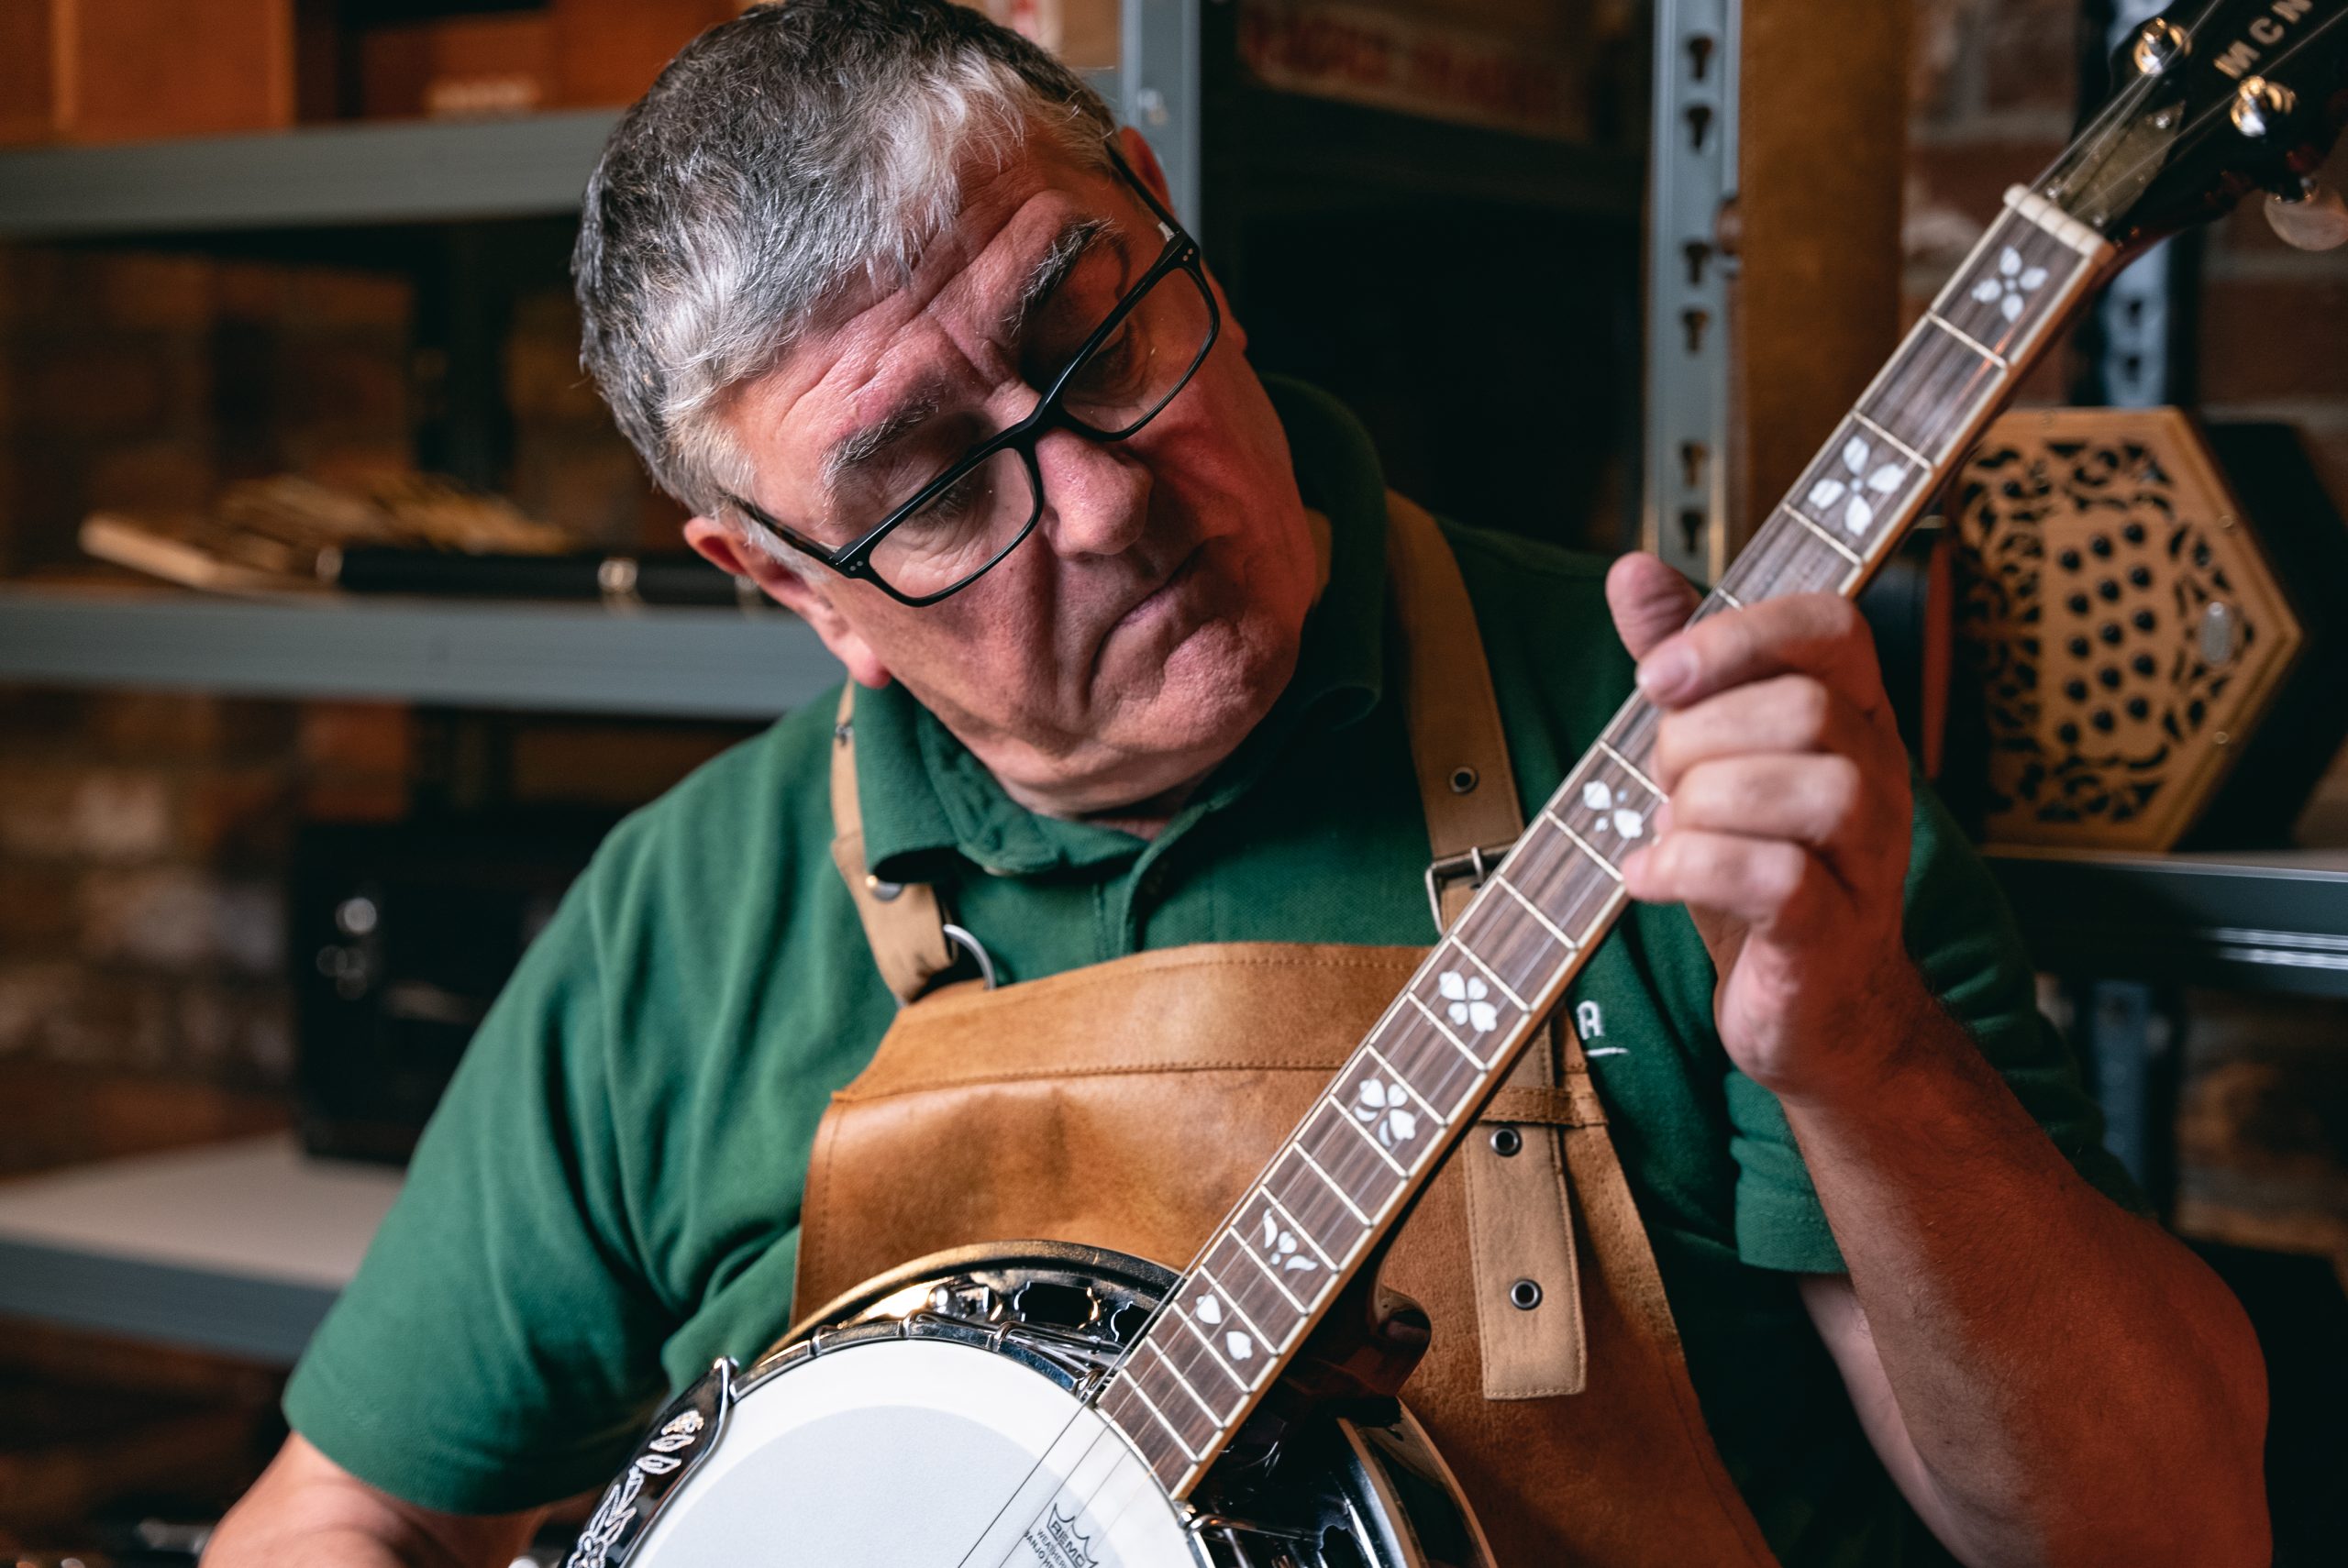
[1033,428,1152,558]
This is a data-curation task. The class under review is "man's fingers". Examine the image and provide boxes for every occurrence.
[1650,675,1890,791]
[1606,551,1703,663]
[1635,592,1888,718]
[1666,755,1874,857]
[1622,830,1849,933]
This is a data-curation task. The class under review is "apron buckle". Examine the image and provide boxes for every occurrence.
[1424,843,1515,930]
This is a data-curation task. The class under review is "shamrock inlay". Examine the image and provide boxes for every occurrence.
[1194,1290,1223,1325]
[1970,245,2050,324]
[1353,1077,1420,1149]
[1259,1211,1317,1273]
[1224,1331,1255,1362]
[1438,969,1499,1032]
[1580,779,1646,840]
[1806,436,1904,536]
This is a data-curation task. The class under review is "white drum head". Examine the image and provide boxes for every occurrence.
[624,1336,1197,1568]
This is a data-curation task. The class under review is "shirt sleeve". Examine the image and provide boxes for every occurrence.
[280,851,671,1515]
[1724,778,2148,1274]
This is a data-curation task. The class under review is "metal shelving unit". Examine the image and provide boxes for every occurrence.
[0,586,835,719]
[0,111,626,238]
[1986,846,2348,1002]
[0,1135,400,1364]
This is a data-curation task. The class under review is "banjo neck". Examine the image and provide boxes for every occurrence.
[1092,190,2119,1501]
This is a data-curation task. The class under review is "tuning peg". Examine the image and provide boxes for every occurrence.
[2265,180,2348,252]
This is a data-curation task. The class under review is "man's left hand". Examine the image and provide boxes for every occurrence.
[1605,552,1927,1103]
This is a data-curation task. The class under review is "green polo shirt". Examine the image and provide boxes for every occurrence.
[284,377,2133,1566]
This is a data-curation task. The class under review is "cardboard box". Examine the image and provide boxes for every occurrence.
[549,0,743,107]
[0,0,294,146]
[357,10,552,121]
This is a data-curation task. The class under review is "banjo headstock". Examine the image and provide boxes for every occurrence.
[2041,0,2348,253]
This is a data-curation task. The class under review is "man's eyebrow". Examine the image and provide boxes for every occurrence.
[821,389,942,492]
[817,219,1119,494]
[1000,216,1117,341]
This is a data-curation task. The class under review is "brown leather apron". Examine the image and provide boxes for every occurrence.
[795,497,1780,1567]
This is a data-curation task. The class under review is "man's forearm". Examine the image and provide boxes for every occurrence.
[205,1435,540,1568]
[1782,977,2268,1568]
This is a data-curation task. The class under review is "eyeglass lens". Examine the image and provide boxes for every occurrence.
[860,262,1214,599]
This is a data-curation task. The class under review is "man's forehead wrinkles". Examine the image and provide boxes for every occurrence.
[1001,216,1116,341]
[810,193,1116,476]
[823,381,943,485]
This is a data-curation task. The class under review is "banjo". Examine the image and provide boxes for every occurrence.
[570,6,2347,1563]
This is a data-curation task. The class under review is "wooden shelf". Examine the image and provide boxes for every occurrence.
[0,1135,401,1364]
[0,585,836,719]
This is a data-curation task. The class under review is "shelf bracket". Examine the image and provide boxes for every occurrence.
[1643,0,1740,585]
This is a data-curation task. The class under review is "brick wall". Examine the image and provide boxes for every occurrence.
[0,242,700,1129]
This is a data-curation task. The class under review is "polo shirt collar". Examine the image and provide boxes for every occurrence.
[854,374,1389,879]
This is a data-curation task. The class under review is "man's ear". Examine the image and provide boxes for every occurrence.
[1117,126,1173,210]
[682,516,894,690]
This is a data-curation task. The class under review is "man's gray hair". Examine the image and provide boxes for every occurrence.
[574,0,1119,516]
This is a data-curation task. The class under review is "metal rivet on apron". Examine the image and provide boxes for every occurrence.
[834,721,853,745]
[865,874,903,903]
[1509,1278,1544,1310]
[1489,1126,1523,1156]
[1449,765,1479,794]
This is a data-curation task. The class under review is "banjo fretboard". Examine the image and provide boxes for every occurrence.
[1095,189,2115,1498]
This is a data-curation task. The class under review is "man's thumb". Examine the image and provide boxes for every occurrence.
[1604,551,1703,661]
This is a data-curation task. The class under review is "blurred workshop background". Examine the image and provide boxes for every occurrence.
[0,0,2343,1562]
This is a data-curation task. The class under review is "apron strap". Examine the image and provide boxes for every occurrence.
[826,491,1590,1395]
[1386,492,1591,1399]
[827,686,958,1007]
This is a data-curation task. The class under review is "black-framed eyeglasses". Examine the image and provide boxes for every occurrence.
[720,149,1221,607]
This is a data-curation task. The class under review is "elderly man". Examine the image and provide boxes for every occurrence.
[210,3,2266,1564]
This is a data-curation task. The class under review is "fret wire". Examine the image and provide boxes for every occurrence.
[1406,989,1487,1066]
[1446,935,1528,1013]
[1260,1187,1340,1272]
[1545,811,1624,882]
[1918,203,2046,320]
[1168,1309,1249,1397]
[1294,1145,1373,1226]
[1359,1039,1449,1128]
[1924,311,2009,369]
[1115,1371,1201,1462]
[1565,881,1628,953]
[1714,585,1743,608]
[1188,1266,1281,1372]
[1331,1090,1412,1176]
[1594,738,1664,799]
[1851,215,2043,450]
[1850,411,1930,469]
[1227,1219,1311,1310]
[1491,873,1577,951]
[1138,1336,1223,1426]
[1785,506,1866,567]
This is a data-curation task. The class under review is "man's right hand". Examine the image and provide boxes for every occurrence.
[205,1435,542,1568]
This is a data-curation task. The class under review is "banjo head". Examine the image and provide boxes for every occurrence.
[622,1334,1195,1567]
[566,1242,1491,1568]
